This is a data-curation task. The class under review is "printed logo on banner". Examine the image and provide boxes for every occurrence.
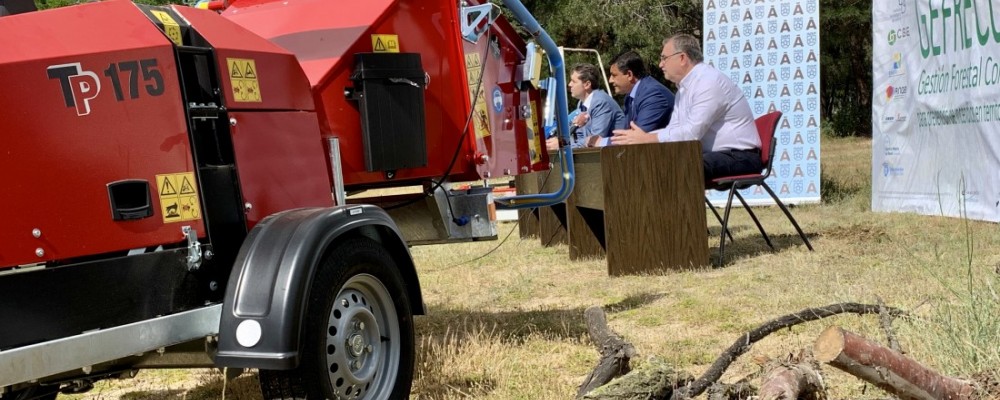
[889,0,907,21]
[807,128,819,144]
[883,162,905,177]
[885,85,909,102]
[887,27,911,45]
[883,135,902,156]
[887,53,905,76]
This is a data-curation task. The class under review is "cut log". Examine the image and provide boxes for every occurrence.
[814,326,976,400]
[758,361,825,400]
[577,306,638,398]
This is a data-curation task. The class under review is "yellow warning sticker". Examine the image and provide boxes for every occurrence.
[465,52,491,138]
[151,10,183,46]
[527,100,542,164]
[156,172,201,223]
[371,34,399,53]
[227,58,262,103]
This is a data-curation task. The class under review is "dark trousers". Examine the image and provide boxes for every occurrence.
[702,149,763,181]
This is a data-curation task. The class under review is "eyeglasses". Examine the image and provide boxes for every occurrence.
[659,51,683,62]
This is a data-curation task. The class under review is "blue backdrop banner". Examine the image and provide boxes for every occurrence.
[703,0,822,205]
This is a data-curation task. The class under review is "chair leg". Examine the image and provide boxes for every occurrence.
[762,183,814,251]
[705,196,734,242]
[734,189,774,250]
[717,185,738,267]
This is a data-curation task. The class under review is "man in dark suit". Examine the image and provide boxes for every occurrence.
[608,51,674,133]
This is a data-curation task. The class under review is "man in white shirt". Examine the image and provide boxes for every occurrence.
[610,34,762,181]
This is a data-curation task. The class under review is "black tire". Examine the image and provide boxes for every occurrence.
[259,237,414,400]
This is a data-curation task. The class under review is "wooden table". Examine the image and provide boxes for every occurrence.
[523,141,709,275]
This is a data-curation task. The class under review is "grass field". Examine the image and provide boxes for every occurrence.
[67,135,1000,399]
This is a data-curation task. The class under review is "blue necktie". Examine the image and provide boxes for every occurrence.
[624,96,634,121]
[574,104,587,143]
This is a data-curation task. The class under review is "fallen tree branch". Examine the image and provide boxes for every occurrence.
[578,306,638,398]
[876,296,903,354]
[814,326,977,400]
[670,302,905,400]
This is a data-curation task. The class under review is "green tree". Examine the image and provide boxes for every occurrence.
[520,0,874,136]
[819,0,872,137]
[519,0,701,86]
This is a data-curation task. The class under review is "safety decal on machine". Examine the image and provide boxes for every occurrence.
[527,100,542,164]
[156,172,202,223]
[150,10,183,46]
[226,58,262,103]
[371,34,399,53]
[464,52,491,138]
[491,87,504,112]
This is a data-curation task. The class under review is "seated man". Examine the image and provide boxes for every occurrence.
[611,34,762,181]
[547,63,626,149]
[609,51,674,133]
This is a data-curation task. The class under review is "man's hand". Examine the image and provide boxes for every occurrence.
[545,136,560,150]
[610,122,660,145]
[572,112,589,127]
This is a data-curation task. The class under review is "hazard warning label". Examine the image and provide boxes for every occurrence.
[527,101,542,164]
[465,52,491,138]
[151,10,182,46]
[156,172,201,223]
[371,34,399,53]
[226,58,262,103]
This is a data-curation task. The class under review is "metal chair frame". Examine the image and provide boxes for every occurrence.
[706,111,814,265]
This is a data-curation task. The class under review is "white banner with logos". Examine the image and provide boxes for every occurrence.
[872,0,1000,222]
[703,0,822,205]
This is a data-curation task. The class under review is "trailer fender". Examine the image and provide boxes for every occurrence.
[214,205,423,370]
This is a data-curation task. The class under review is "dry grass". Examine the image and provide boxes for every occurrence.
[66,135,1000,399]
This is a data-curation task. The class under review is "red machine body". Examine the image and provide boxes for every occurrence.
[221,0,547,186]
[0,0,546,268]
[0,1,202,266]
[0,0,557,394]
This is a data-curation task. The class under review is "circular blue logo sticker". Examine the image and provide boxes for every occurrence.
[492,87,503,112]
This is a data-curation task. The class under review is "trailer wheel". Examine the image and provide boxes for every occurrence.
[259,237,414,400]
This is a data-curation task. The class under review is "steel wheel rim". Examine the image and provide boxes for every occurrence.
[325,273,400,399]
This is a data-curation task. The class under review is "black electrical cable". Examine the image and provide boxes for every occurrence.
[449,167,556,267]
[458,218,520,265]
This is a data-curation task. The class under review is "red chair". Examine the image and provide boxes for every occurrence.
[706,111,814,265]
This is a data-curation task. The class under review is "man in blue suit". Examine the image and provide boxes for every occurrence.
[547,64,626,149]
[609,51,674,134]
